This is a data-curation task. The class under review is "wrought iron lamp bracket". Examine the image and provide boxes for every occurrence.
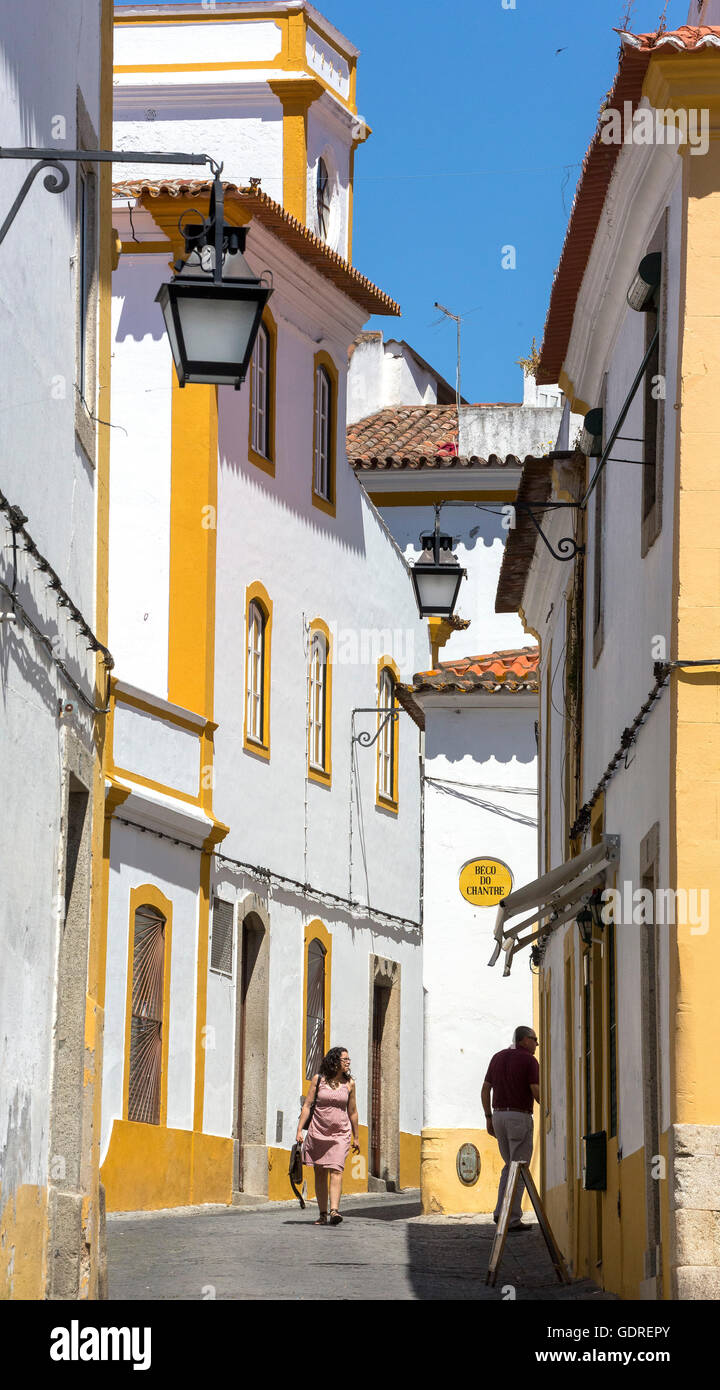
[0,145,218,251]
[352,707,400,749]
[517,503,584,562]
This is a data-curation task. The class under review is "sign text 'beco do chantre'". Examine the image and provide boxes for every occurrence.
[458,857,513,906]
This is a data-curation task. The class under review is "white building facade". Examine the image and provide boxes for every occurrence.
[348,371,563,1210]
[0,0,113,1298]
[99,1,429,1213]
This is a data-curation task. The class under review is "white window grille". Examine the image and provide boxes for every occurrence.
[251,321,269,458]
[308,631,327,771]
[246,600,265,744]
[314,366,331,501]
[378,668,396,801]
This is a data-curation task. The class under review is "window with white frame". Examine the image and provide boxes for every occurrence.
[314,366,332,501]
[246,600,266,744]
[308,631,327,771]
[378,667,396,802]
[251,321,270,458]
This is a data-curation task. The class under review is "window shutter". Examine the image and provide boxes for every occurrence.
[211,896,234,976]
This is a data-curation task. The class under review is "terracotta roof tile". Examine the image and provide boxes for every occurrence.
[112,179,400,316]
[539,26,720,387]
[411,646,539,694]
[347,406,526,471]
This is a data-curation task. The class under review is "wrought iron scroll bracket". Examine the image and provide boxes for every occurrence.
[518,504,584,562]
[0,159,70,249]
[353,708,400,749]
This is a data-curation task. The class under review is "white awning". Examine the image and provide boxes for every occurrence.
[488,835,620,976]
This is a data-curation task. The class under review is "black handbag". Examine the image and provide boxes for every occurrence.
[289,1074,322,1209]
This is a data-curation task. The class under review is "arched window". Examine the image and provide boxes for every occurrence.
[314,365,332,501]
[244,584,272,757]
[316,156,330,240]
[246,600,265,745]
[128,904,166,1125]
[251,321,270,458]
[308,628,329,779]
[305,937,326,1079]
[377,660,400,810]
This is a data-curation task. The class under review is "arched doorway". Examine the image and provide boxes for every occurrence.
[233,900,270,1197]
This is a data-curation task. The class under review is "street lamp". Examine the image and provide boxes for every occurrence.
[576,889,606,948]
[156,174,272,389]
[410,509,466,618]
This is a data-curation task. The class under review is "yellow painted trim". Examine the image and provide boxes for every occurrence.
[114,7,359,65]
[311,350,338,518]
[268,77,324,222]
[248,303,277,477]
[193,851,212,1133]
[168,375,218,720]
[670,135,720,1129]
[101,1121,233,1212]
[122,886,173,1128]
[307,617,333,786]
[109,764,203,808]
[112,682,209,735]
[643,53,720,119]
[243,580,273,761]
[362,488,519,507]
[120,241,173,256]
[301,918,332,1090]
[375,655,400,814]
[1,1185,49,1299]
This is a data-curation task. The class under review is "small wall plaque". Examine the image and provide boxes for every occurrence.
[456,1142,481,1186]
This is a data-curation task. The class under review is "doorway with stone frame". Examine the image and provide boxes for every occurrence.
[232,895,270,1200]
[367,955,401,1191]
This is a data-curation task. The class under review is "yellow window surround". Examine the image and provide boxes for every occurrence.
[248,305,277,478]
[311,350,338,518]
[243,581,273,761]
[375,655,400,814]
[307,617,332,787]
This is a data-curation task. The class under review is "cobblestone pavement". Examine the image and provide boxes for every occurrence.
[108,1191,617,1301]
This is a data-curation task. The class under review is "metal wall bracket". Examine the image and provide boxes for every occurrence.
[352,707,399,749]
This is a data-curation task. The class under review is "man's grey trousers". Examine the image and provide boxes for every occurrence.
[492,1111,534,1227]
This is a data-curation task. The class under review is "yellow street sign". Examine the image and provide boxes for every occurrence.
[459,857,513,906]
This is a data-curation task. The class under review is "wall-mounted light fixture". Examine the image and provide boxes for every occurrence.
[579,407,603,458]
[410,507,466,618]
[627,252,661,312]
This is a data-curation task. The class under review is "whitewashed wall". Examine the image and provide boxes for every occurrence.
[527,169,683,1182]
[421,699,538,1127]
[0,0,103,1211]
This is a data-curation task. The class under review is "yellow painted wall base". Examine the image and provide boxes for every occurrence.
[101,1120,232,1212]
[545,1141,652,1299]
[421,1128,531,1216]
[0,1184,48,1299]
[399,1130,421,1190]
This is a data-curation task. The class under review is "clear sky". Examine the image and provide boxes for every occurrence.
[115,0,689,401]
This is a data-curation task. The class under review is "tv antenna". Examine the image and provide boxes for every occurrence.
[434,301,462,410]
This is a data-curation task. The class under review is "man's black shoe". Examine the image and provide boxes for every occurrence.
[508,1222,532,1233]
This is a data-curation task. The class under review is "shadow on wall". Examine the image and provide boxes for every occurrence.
[425,708,537,767]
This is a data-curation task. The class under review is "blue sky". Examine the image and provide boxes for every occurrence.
[115,1,688,400]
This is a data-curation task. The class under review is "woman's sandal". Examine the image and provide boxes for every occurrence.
[314,1212,328,1225]
[329,1209,343,1226]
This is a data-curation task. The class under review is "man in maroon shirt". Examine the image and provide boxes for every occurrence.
[481,1025,540,1231]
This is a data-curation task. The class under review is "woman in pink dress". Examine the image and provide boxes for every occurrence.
[296,1047,360,1225]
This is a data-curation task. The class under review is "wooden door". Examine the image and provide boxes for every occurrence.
[236,927,252,1191]
[370,984,386,1177]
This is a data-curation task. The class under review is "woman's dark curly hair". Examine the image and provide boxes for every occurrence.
[319,1046,352,1081]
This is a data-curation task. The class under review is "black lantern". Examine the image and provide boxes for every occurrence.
[627,251,661,312]
[576,903,594,949]
[579,407,603,458]
[156,174,272,389]
[410,509,466,618]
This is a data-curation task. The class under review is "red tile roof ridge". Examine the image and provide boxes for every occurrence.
[112,178,400,316]
[619,24,720,51]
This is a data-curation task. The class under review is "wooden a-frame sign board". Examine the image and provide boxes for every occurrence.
[486,1161,572,1287]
